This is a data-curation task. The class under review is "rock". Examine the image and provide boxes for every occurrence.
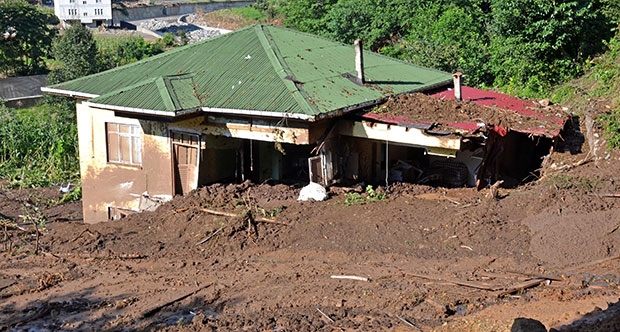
[511,317,547,332]
[539,98,550,107]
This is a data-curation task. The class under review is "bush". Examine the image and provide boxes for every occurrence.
[0,104,79,188]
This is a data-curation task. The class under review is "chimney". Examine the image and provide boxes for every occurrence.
[355,39,365,84]
[453,72,463,101]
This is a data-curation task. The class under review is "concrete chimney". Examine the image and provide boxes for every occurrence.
[355,39,365,84]
[453,72,463,101]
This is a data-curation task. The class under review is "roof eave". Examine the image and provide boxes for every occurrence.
[84,101,198,117]
[201,107,317,121]
[41,87,99,99]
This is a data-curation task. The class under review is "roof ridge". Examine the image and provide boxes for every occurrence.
[256,25,319,116]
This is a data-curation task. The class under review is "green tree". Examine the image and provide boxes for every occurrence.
[488,0,614,96]
[384,2,491,86]
[0,0,56,76]
[48,24,98,84]
[280,0,338,34]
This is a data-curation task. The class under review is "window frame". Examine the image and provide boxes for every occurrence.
[106,122,143,166]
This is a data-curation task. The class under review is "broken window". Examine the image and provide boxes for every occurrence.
[106,123,142,166]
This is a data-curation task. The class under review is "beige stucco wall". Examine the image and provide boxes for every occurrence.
[77,103,173,223]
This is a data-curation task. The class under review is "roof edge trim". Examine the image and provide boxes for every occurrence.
[201,107,316,121]
[41,87,98,99]
[83,101,198,117]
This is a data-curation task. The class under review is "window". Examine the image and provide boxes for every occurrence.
[94,8,103,15]
[83,12,87,16]
[95,0,101,3]
[82,0,86,3]
[106,123,142,166]
[68,8,77,15]
[69,0,75,3]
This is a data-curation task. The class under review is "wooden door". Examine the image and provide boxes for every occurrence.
[171,131,200,195]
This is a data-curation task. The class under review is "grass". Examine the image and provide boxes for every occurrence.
[0,103,80,190]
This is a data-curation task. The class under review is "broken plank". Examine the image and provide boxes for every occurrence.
[497,278,547,297]
[200,208,237,217]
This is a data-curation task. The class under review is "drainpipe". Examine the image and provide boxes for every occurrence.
[355,39,365,84]
[453,72,463,101]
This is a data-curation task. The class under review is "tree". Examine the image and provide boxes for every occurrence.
[0,0,56,76]
[384,2,491,86]
[48,24,98,84]
[488,0,615,96]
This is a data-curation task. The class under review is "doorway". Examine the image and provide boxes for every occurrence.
[171,131,200,195]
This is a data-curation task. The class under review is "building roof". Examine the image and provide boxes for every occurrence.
[0,75,47,101]
[43,24,452,120]
[362,86,567,138]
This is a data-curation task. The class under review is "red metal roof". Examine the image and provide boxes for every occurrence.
[361,86,566,137]
[431,86,565,126]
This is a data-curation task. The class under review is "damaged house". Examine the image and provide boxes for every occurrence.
[42,24,568,223]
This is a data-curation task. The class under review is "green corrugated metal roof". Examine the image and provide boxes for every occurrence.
[46,24,452,119]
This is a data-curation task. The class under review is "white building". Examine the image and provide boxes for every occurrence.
[54,0,112,27]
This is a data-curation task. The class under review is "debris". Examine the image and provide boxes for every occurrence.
[397,315,422,331]
[298,182,328,201]
[497,278,548,296]
[316,307,335,323]
[406,272,497,291]
[486,180,504,200]
[195,226,225,246]
[330,275,369,282]
[141,285,209,318]
[460,245,473,251]
[199,208,287,225]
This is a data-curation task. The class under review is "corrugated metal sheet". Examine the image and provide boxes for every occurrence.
[47,25,453,118]
[0,75,47,100]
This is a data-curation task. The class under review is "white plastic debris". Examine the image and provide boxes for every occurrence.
[297,182,328,201]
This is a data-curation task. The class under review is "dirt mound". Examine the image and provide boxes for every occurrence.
[2,147,620,331]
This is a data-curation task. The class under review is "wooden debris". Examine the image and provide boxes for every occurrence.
[141,285,209,318]
[407,272,549,295]
[497,278,547,296]
[566,254,620,272]
[330,275,369,282]
[70,228,98,242]
[316,307,335,323]
[486,180,504,200]
[397,315,422,331]
[601,194,620,198]
[406,272,497,291]
[195,226,225,246]
[200,208,287,225]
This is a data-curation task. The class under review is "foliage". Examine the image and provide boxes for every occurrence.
[547,174,599,193]
[264,0,618,98]
[600,110,620,149]
[0,0,57,76]
[487,0,614,96]
[344,185,386,206]
[48,24,99,85]
[0,104,79,188]
[385,2,491,86]
[95,34,165,71]
[231,6,268,21]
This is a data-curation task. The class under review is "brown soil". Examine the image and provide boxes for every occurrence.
[2,100,620,331]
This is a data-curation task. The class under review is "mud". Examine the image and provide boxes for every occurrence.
[2,141,620,331]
